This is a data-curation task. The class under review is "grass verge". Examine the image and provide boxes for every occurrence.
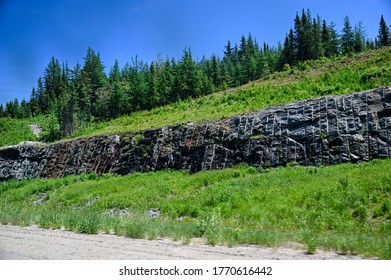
[1,159,390,259]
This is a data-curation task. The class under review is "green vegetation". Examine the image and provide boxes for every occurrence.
[0,118,38,147]
[0,115,58,146]
[74,47,391,138]
[1,11,390,140]
[1,159,390,258]
[0,12,390,260]
[1,47,391,145]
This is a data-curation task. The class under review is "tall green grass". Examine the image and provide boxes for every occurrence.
[0,115,52,147]
[1,159,390,258]
[0,118,37,147]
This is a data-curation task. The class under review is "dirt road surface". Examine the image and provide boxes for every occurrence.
[0,224,372,260]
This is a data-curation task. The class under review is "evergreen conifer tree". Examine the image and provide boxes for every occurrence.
[341,16,355,54]
[20,99,31,118]
[29,87,40,116]
[312,16,323,59]
[36,77,47,114]
[149,62,160,108]
[378,15,390,47]
[109,59,121,83]
[328,22,340,56]
[159,58,174,105]
[354,22,366,53]
[280,29,296,67]
[210,54,222,89]
[224,40,234,58]
[321,20,332,57]
[82,47,107,116]
[178,48,199,98]
[294,9,314,61]
[5,99,21,119]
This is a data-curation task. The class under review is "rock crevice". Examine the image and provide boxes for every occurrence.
[1,87,391,181]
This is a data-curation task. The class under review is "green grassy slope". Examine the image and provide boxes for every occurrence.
[1,47,391,146]
[0,160,390,258]
[0,118,38,147]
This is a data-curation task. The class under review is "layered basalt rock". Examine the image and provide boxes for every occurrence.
[1,87,391,181]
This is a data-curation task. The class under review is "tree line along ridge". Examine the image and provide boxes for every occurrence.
[1,10,390,141]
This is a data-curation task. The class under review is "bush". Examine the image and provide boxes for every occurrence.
[77,212,101,234]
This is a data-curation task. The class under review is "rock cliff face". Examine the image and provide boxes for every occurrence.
[1,87,391,181]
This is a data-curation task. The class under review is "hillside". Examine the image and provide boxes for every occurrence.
[1,86,390,182]
[0,47,391,147]
[1,47,391,259]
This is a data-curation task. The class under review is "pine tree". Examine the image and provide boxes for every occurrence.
[5,99,21,118]
[56,62,81,137]
[210,54,222,89]
[378,15,390,47]
[369,39,376,50]
[121,56,150,112]
[341,15,355,54]
[224,40,234,58]
[238,35,248,58]
[321,20,331,57]
[312,16,323,59]
[198,70,213,96]
[294,9,314,61]
[328,22,340,56]
[219,60,230,89]
[149,62,160,108]
[354,22,366,53]
[246,33,257,56]
[280,29,296,67]
[109,59,121,83]
[29,87,40,116]
[108,82,124,118]
[36,77,47,114]
[321,20,340,57]
[0,104,4,118]
[45,99,60,142]
[178,48,199,99]
[231,44,241,86]
[264,45,279,72]
[43,56,62,110]
[159,58,174,105]
[222,41,236,87]
[171,59,181,102]
[71,62,89,128]
[57,86,72,136]
[138,59,152,110]
[82,47,107,116]
[20,99,31,118]
[82,48,107,90]
[244,33,258,81]
[107,59,124,118]
[238,34,250,83]
[41,57,70,125]
[293,12,302,57]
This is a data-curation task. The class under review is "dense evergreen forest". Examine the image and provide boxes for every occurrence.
[1,10,390,140]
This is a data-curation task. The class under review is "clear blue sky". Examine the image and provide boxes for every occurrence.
[1,0,390,105]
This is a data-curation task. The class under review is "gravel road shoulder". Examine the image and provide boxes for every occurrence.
[0,224,373,260]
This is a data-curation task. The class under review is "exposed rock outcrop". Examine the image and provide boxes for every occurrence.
[1,87,391,181]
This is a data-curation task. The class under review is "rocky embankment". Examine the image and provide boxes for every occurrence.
[1,87,391,181]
